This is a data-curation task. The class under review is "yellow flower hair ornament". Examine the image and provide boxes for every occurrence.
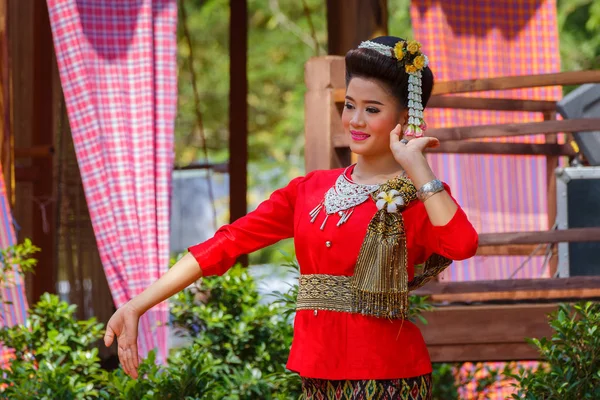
[358,39,429,138]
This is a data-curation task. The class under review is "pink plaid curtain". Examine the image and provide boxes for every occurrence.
[411,0,562,282]
[46,0,177,363]
[411,1,560,397]
[0,163,29,367]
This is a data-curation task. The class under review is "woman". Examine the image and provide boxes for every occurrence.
[104,36,478,399]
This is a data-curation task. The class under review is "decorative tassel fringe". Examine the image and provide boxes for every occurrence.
[304,175,453,320]
[351,210,409,319]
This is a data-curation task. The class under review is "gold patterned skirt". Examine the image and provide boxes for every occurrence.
[301,374,432,400]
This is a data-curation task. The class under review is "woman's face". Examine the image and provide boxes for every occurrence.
[342,77,404,158]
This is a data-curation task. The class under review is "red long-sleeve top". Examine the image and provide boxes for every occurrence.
[188,167,478,380]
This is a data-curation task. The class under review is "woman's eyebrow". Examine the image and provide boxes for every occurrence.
[345,95,384,105]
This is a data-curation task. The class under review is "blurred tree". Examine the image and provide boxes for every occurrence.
[558,0,600,72]
[175,0,327,264]
[388,0,413,40]
[176,0,326,184]
[174,0,598,265]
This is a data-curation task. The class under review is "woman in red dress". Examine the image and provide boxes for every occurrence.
[104,36,478,399]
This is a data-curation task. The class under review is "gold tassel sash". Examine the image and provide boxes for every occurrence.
[351,177,417,319]
[350,176,453,319]
[297,176,454,320]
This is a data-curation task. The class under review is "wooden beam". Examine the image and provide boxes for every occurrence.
[332,119,600,145]
[327,0,387,56]
[335,88,560,112]
[416,276,600,296]
[476,243,554,256]
[414,276,600,303]
[431,71,600,95]
[428,142,575,156]
[15,145,53,158]
[428,343,540,363]
[335,139,576,158]
[422,287,600,303]
[417,304,556,346]
[333,72,600,102]
[478,227,600,246]
[427,96,557,112]
[229,0,248,266]
[426,119,600,141]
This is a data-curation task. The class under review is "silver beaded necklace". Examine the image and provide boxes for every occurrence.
[309,165,381,230]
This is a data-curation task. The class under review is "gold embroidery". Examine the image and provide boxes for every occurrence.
[408,253,453,291]
[297,275,353,312]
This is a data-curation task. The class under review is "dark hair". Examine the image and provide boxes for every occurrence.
[345,36,434,109]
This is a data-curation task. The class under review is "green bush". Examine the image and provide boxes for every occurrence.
[0,238,39,282]
[140,264,302,399]
[0,264,301,399]
[0,293,111,399]
[13,247,581,399]
[510,302,600,400]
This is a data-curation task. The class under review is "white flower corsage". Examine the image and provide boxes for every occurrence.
[376,190,405,213]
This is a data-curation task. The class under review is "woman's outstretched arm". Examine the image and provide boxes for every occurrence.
[103,253,202,379]
[103,171,311,379]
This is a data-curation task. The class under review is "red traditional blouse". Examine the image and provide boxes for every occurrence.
[188,167,478,380]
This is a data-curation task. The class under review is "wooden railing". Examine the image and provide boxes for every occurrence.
[305,58,600,361]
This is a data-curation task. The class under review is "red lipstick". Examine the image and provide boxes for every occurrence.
[350,130,370,141]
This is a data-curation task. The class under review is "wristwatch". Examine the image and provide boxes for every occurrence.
[417,179,444,202]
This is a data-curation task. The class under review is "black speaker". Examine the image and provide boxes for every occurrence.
[556,167,600,277]
[557,84,600,166]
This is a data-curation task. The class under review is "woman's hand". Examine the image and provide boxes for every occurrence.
[104,303,142,379]
[102,253,203,380]
[389,123,439,164]
[389,123,439,187]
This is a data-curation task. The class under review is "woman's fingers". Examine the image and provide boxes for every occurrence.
[389,124,402,146]
[127,347,139,379]
[423,136,440,148]
[118,346,130,376]
[104,326,115,347]
[406,136,439,151]
[132,342,140,371]
[119,344,139,379]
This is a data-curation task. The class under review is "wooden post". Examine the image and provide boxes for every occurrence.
[326,0,388,55]
[229,0,248,266]
[30,2,56,300]
[305,56,347,172]
[544,111,558,276]
[0,0,12,204]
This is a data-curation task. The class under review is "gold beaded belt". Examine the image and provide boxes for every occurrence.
[296,274,354,313]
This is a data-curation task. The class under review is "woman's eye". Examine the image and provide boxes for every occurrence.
[344,103,354,110]
[366,107,380,113]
